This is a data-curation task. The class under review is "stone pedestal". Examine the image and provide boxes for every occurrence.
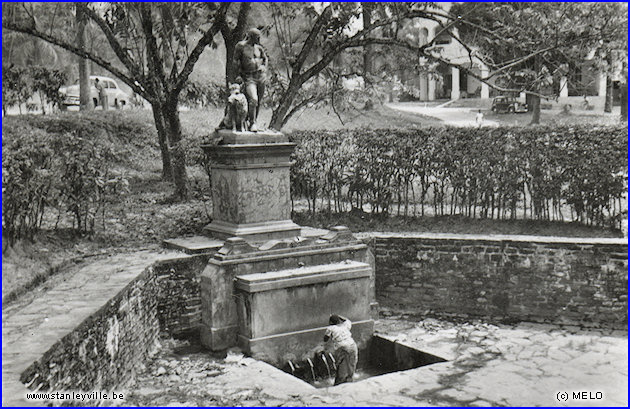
[201,130,301,242]
[234,261,374,366]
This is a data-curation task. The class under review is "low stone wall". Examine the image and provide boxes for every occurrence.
[17,255,209,401]
[366,233,627,328]
[14,232,627,402]
[19,265,161,395]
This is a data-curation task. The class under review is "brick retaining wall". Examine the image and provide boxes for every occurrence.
[16,255,209,401]
[19,265,162,395]
[155,255,209,336]
[364,233,627,328]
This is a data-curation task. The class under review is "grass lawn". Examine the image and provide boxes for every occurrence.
[1,107,625,304]
[178,102,444,137]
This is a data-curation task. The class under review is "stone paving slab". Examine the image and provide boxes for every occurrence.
[2,249,186,406]
[162,236,224,254]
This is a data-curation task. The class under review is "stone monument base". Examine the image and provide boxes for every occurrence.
[201,129,298,243]
[199,227,378,353]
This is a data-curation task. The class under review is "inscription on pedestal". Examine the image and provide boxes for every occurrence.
[212,168,290,224]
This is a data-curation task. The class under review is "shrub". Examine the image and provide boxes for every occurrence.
[289,125,628,228]
[2,127,57,242]
[50,132,122,232]
[2,65,33,115]
[31,66,67,114]
[2,117,129,243]
[2,65,67,115]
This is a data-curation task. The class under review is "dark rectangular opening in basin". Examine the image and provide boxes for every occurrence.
[280,335,447,388]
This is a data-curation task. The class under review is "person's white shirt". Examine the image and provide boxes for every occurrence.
[475,111,484,127]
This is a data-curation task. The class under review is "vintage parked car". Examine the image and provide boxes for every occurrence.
[490,96,529,113]
[59,76,130,109]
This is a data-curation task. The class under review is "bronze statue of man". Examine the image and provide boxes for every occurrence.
[233,28,268,132]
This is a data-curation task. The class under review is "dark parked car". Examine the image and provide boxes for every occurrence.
[491,96,528,113]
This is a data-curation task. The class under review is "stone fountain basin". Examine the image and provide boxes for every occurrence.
[234,260,374,366]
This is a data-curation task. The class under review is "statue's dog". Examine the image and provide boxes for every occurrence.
[227,83,249,132]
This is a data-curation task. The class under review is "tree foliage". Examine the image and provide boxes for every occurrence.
[451,2,628,122]
[3,2,230,199]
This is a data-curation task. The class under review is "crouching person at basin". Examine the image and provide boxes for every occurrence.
[324,314,358,385]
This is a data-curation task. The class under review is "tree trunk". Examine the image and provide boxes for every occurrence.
[162,100,189,200]
[362,2,375,110]
[38,91,46,115]
[151,101,173,180]
[270,83,300,130]
[604,75,613,113]
[362,3,374,81]
[225,37,237,86]
[529,94,541,124]
[76,7,92,111]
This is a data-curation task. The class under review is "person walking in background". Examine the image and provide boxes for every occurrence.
[324,314,358,385]
[475,109,484,127]
[95,78,108,110]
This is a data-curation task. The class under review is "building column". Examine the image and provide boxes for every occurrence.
[598,72,607,97]
[480,65,490,99]
[419,74,428,101]
[428,77,436,101]
[559,76,569,98]
[451,67,460,100]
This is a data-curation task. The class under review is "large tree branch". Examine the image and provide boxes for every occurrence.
[171,2,229,98]
[282,92,323,128]
[307,36,552,99]
[292,5,332,74]
[294,7,460,84]
[159,4,180,82]
[2,20,149,99]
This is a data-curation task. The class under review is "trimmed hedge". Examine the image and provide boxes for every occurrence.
[290,125,628,228]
